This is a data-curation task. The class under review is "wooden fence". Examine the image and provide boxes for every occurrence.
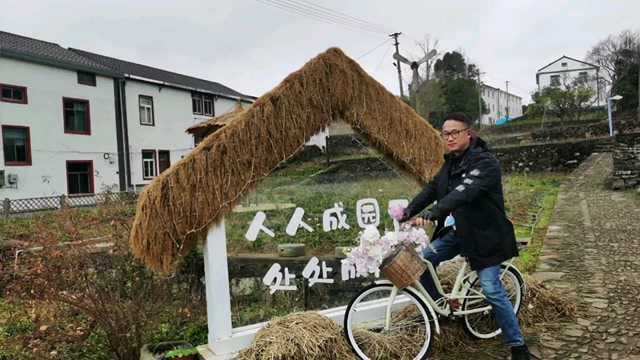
[1,191,138,218]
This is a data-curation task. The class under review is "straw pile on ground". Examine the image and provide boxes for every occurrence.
[236,312,356,360]
[428,278,576,354]
[237,278,575,359]
[130,47,444,273]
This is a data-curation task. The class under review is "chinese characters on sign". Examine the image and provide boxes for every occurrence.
[262,263,296,294]
[253,198,405,293]
[262,256,378,293]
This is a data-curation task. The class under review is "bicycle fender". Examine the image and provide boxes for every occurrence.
[501,261,526,295]
[374,280,441,335]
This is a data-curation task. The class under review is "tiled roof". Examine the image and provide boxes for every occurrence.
[0,31,118,76]
[71,48,254,100]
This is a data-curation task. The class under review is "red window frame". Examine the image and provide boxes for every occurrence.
[2,125,32,166]
[139,95,155,126]
[62,97,91,135]
[0,83,28,104]
[157,150,171,174]
[142,149,157,180]
[66,160,95,195]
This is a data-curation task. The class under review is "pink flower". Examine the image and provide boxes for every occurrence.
[389,204,406,221]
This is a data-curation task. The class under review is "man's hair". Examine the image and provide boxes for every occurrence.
[443,112,473,127]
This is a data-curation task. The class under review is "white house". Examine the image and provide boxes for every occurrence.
[0,31,122,200]
[70,48,255,190]
[536,55,601,106]
[0,31,254,201]
[480,84,523,126]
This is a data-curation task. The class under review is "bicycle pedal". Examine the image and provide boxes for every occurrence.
[448,298,461,311]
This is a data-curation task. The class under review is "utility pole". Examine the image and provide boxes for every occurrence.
[477,71,485,125]
[505,80,510,119]
[389,32,404,97]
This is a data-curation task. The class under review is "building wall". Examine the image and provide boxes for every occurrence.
[124,80,245,187]
[0,57,119,199]
[536,57,601,105]
[480,86,523,126]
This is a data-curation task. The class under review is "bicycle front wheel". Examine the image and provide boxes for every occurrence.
[343,283,432,360]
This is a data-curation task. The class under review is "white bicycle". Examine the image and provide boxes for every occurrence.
[343,247,526,360]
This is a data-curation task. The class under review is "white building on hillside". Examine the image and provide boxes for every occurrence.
[480,84,523,126]
[0,32,122,200]
[536,55,602,106]
[0,31,254,201]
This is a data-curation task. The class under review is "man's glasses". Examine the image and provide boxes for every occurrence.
[441,128,469,140]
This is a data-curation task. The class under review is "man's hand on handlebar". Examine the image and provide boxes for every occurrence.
[399,210,434,227]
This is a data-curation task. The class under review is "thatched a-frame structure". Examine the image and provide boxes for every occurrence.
[186,102,246,138]
[130,47,444,273]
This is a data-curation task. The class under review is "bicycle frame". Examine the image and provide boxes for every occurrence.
[377,257,521,334]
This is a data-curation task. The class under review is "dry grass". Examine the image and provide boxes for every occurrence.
[236,312,356,360]
[237,278,576,359]
[130,47,444,273]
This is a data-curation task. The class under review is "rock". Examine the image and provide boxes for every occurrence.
[277,243,306,257]
[564,329,584,337]
[577,318,591,327]
[334,246,352,258]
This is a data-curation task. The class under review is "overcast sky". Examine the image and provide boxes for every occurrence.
[2,0,638,103]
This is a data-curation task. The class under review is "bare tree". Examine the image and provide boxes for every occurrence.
[586,30,640,97]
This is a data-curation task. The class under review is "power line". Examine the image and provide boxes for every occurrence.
[291,0,392,33]
[373,43,393,74]
[258,0,387,34]
[357,38,391,59]
[256,0,389,35]
[271,0,390,34]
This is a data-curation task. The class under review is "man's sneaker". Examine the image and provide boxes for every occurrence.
[511,344,531,360]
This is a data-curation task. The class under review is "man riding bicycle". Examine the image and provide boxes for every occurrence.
[399,112,531,360]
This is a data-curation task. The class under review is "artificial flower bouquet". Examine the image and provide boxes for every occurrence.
[342,205,430,277]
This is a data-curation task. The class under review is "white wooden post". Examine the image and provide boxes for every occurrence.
[203,219,233,350]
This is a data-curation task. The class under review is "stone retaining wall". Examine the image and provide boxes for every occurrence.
[612,132,640,189]
[531,117,640,143]
[492,138,612,172]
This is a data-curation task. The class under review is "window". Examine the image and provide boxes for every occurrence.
[158,150,171,173]
[63,98,91,134]
[66,161,94,194]
[0,83,28,104]
[192,93,203,114]
[192,93,214,115]
[139,95,155,125]
[2,126,31,166]
[142,150,157,179]
[77,71,96,86]
[550,75,561,87]
[203,95,214,116]
[577,71,588,84]
[561,62,568,67]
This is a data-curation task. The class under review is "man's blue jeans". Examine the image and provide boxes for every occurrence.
[419,231,525,347]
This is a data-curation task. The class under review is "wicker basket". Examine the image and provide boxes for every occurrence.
[380,244,427,289]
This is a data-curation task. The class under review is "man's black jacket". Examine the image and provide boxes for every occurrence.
[405,137,518,270]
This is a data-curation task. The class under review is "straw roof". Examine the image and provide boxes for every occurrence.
[186,102,247,135]
[130,47,445,273]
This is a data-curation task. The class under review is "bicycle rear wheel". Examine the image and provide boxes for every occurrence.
[462,265,524,339]
[344,283,432,360]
